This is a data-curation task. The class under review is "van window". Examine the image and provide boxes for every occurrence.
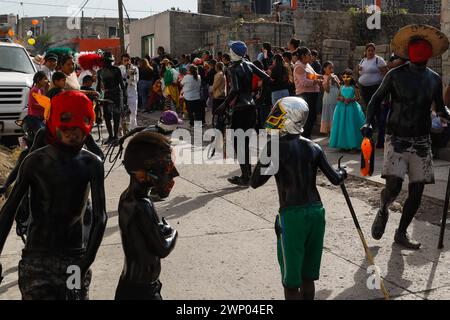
[0,46,35,74]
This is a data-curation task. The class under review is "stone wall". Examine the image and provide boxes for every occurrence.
[205,20,293,59]
[293,10,440,52]
[321,39,351,74]
[170,11,230,57]
[442,0,450,84]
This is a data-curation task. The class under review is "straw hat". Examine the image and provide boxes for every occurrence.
[391,24,449,59]
[160,58,172,65]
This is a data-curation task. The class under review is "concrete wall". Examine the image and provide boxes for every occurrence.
[129,12,171,57]
[169,11,230,57]
[19,16,122,44]
[205,21,293,60]
[129,11,230,58]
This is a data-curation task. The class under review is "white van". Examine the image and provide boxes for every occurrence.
[0,41,36,137]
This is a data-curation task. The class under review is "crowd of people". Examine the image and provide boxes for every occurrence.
[25,38,450,155]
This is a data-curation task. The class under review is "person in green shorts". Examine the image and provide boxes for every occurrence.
[251,96,347,300]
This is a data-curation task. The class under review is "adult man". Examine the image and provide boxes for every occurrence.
[0,91,107,299]
[119,53,139,129]
[362,25,450,249]
[40,53,58,82]
[216,41,270,186]
[97,52,126,144]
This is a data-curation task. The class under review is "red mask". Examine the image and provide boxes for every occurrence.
[408,39,432,64]
[47,91,95,140]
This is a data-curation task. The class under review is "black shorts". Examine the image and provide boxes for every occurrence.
[18,252,91,300]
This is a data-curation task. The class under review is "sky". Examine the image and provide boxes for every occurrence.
[0,0,198,19]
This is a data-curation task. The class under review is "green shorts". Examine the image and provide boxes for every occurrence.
[276,203,326,288]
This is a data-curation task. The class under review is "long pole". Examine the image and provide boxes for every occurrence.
[338,157,389,300]
[118,0,125,56]
[438,168,450,249]
[80,10,84,39]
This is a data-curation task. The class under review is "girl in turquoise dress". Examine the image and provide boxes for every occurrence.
[329,69,366,150]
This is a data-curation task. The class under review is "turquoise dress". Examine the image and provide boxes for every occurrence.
[329,85,366,149]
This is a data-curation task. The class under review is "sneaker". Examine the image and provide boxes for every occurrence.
[371,209,389,240]
[394,230,421,250]
[227,176,250,187]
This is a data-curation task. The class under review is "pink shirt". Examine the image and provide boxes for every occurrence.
[28,86,45,118]
[294,61,320,95]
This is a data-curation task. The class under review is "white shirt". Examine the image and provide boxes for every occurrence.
[358,55,387,86]
[181,74,201,101]
[119,64,139,90]
[41,65,55,82]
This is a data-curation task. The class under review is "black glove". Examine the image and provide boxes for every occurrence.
[159,218,173,237]
[360,124,373,138]
[0,185,6,195]
[338,167,348,182]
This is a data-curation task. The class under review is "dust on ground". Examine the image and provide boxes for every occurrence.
[0,145,20,207]
[317,174,444,227]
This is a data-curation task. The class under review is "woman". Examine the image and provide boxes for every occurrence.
[60,55,98,99]
[269,54,291,105]
[293,47,322,139]
[181,65,202,127]
[137,58,154,111]
[358,43,387,106]
[212,62,226,126]
[358,43,388,147]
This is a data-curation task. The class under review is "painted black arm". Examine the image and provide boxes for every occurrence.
[251,141,273,189]
[317,145,347,186]
[137,203,177,259]
[0,155,32,255]
[79,158,107,274]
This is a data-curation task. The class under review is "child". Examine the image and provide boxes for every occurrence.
[80,75,99,102]
[115,131,179,300]
[146,79,164,113]
[251,96,347,300]
[329,69,366,151]
[28,71,49,121]
[46,71,66,99]
[320,62,340,134]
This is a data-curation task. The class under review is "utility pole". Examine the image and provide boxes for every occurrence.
[80,10,84,39]
[118,0,125,55]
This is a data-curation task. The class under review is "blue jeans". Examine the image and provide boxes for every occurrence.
[137,80,152,110]
[271,89,290,105]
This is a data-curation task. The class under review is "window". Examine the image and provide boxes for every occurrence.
[141,34,155,57]
[0,46,35,74]
[108,26,117,38]
[30,26,40,37]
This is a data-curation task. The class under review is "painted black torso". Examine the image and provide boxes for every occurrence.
[251,135,345,208]
[367,62,449,137]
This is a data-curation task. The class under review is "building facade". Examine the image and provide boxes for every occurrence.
[198,0,441,16]
[129,11,230,58]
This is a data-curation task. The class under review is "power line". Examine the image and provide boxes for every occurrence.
[0,0,162,14]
